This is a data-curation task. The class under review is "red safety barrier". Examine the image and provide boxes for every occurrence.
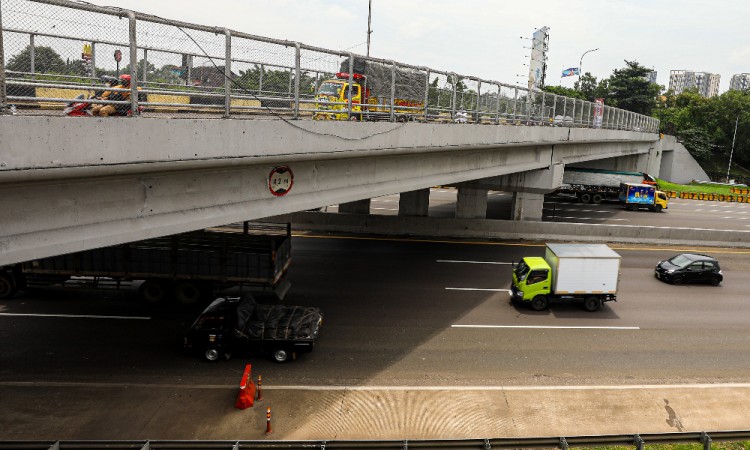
[235,364,257,410]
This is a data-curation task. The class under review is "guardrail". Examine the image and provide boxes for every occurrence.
[0,0,658,132]
[0,431,746,450]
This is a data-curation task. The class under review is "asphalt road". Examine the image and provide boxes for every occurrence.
[335,188,750,230]
[2,237,749,388]
[3,236,750,440]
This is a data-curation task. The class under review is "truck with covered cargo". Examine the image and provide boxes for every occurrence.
[553,167,658,204]
[313,57,424,122]
[184,294,323,363]
[619,182,669,212]
[0,223,292,305]
[510,243,621,312]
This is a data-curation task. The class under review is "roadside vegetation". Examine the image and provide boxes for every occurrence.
[543,61,750,184]
[657,179,742,195]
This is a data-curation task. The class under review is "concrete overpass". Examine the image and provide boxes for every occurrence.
[0,115,674,265]
[1,0,692,266]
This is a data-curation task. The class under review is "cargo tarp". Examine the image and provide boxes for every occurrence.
[340,57,423,101]
[234,294,321,340]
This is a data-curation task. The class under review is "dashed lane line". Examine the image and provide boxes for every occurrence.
[0,312,151,320]
[452,324,639,330]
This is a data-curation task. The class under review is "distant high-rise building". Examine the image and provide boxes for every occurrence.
[729,73,750,91]
[668,70,721,97]
[644,70,657,84]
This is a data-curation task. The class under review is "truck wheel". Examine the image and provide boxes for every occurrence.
[592,194,603,204]
[583,297,602,312]
[174,282,203,305]
[531,295,549,311]
[204,347,221,362]
[579,193,592,204]
[139,280,169,304]
[654,204,663,212]
[272,348,290,363]
[0,272,17,299]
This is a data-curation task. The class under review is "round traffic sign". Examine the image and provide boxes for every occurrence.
[268,166,294,197]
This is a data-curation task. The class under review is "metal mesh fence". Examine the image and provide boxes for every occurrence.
[0,0,658,131]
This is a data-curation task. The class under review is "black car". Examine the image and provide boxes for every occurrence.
[654,253,722,286]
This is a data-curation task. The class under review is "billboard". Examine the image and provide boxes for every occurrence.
[527,27,549,91]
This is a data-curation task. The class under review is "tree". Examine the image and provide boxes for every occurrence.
[573,72,599,101]
[542,84,583,99]
[601,60,661,115]
[6,45,66,74]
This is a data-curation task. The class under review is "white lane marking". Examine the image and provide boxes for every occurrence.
[543,208,613,214]
[452,324,639,330]
[371,207,398,211]
[446,287,510,292]
[0,312,151,320]
[438,260,513,265]
[4,381,750,390]
[548,216,630,221]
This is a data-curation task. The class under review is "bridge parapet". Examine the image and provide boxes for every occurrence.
[2,0,658,133]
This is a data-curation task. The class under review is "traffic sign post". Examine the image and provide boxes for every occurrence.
[114,49,122,76]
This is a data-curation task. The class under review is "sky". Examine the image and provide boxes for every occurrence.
[80,0,749,93]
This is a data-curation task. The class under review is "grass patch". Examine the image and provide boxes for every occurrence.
[657,179,740,195]
[587,444,750,450]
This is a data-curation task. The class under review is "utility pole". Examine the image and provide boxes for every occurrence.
[366,0,372,57]
[726,114,740,183]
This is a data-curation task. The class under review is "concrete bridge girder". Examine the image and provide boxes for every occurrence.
[0,117,661,265]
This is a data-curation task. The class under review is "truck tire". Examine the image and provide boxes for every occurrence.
[583,297,602,312]
[272,348,291,363]
[139,280,169,304]
[531,295,549,311]
[579,193,592,204]
[654,204,663,212]
[0,272,17,299]
[592,194,604,204]
[204,347,221,362]
[174,281,203,305]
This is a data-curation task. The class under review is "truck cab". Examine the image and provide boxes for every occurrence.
[313,73,364,121]
[511,257,552,303]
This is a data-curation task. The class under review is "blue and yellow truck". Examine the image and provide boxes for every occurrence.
[510,243,621,312]
[619,182,669,212]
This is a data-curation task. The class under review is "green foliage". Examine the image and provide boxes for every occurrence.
[543,84,583,99]
[604,60,661,115]
[7,45,70,74]
[656,88,750,178]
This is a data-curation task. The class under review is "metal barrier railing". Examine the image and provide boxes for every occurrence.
[0,431,746,450]
[0,0,659,132]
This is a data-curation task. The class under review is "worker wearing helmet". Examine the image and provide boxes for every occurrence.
[92,74,133,117]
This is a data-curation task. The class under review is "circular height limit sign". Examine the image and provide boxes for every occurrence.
[268,165,294,196]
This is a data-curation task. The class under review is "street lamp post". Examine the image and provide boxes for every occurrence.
[366,0,372,57]
[579,48,599,82]
[726,114,740,183]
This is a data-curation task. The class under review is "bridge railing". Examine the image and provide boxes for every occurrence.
[0,0,659,132]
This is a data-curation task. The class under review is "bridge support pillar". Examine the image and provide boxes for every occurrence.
[511,191,546,221]
[398,188,430,217]
[339,199,371,214]
[464,164,563,221]
[456,186,488,219]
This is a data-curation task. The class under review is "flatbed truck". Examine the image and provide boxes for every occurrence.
[0,223,292,305]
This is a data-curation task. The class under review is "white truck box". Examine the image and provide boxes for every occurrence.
[545,243,621,294]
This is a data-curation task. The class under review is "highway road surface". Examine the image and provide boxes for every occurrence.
[2,235,750,440]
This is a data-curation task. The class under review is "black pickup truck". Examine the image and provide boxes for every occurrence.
[184,294,323,363]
